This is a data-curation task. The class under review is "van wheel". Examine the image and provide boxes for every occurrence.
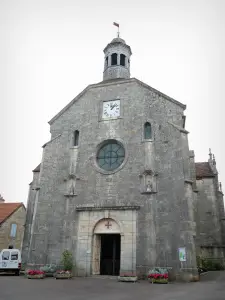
[15,270,20,276]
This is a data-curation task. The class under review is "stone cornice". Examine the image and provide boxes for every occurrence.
[168,121,189,134]
[42,134,62,148]
[76,205,140,211]
[184,179,193,184]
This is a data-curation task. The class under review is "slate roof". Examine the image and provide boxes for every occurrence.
[0,202,24,225]
[195,162,215,179]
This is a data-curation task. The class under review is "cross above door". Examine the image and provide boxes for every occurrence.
[105,219,112,229]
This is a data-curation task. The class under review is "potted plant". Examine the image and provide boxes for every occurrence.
[54,270,73,279]
[147,268,168,284]
[54,250,73,279]
[27,269,45,279]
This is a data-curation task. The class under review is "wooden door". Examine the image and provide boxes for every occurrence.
[92,234,101,275]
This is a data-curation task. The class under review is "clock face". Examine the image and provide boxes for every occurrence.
[102,100,120,118]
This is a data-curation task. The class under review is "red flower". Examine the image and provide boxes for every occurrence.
[27,269,44,275]
[148,272,168,280]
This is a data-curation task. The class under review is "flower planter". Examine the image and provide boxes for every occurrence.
[147,268,169,284]
[44,272,55,277]
[149,278,168,284]
[27,274,44,279]
[118,276,138,282]
[54,272,72,279]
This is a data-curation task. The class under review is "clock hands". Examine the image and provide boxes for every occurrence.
[110,104,117,110]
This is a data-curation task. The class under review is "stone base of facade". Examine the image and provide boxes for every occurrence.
[118,276,138,282]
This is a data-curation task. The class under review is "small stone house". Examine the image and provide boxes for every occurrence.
[0,195,26,250]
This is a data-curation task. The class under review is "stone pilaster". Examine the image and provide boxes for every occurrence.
[178,132,198,281]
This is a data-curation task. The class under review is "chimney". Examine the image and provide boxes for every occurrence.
[0,194,5,203]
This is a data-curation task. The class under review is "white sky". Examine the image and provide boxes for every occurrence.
[0,0,224,205]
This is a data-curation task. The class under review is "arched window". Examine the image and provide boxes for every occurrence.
[144,122,152,140]
[120,54,125,66]
[111,53,118,65]
[73,130,79,146]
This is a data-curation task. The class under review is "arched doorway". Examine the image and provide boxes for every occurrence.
[92,218,121,276]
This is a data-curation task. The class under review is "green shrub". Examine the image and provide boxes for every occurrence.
[61,250,73,271]
[201,259,224,271]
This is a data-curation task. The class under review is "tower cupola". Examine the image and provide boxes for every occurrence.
[103,37,132,81]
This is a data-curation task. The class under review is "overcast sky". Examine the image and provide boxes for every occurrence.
[0,0,224,205]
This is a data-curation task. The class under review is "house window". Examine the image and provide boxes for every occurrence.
[105,56,108,67]
[120,54,126,66]
[73,130,79,146]
[111,53,118,65]
[10,223,17,238]
[144,122,152,140]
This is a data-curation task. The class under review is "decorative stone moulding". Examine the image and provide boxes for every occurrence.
[139,170,158,194]
[64,193,78,197]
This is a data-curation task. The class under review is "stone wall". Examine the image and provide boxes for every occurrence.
[0,206,26,250]
[196,178,224,259]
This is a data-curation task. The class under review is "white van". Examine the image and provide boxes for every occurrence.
[0,249,21,275]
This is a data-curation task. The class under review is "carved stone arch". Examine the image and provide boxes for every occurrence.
[90,216,124,236]
[91,215,124,275]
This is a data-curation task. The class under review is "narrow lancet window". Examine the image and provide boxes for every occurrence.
[105,56,108,67]
[120,54,125,66]
[144,122,152,140]
[73,130,79,146]
[111,53,118,65]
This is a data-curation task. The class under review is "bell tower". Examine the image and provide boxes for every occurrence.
[103,36,132,81]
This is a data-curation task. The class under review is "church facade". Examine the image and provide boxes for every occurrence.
[22,36,225,281]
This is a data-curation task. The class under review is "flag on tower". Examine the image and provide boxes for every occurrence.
[113,22,119,28]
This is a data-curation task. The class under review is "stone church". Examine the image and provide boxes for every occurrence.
[22,35,225,281]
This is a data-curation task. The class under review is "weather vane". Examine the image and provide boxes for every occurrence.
[113,22,120,38]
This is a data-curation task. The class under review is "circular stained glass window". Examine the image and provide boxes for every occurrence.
[97,140,125,171]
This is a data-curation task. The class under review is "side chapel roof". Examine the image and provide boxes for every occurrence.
[195,162,215,179]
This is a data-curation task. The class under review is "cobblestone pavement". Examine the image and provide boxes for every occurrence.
[0,271,225,300]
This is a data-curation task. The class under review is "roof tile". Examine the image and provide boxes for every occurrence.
[0,203,23,224]
[195,162,215,179]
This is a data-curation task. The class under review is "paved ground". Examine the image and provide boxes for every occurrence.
[0,271,225,300]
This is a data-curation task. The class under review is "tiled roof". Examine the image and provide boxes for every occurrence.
[0,203,24,224]
[195,162,215,179]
